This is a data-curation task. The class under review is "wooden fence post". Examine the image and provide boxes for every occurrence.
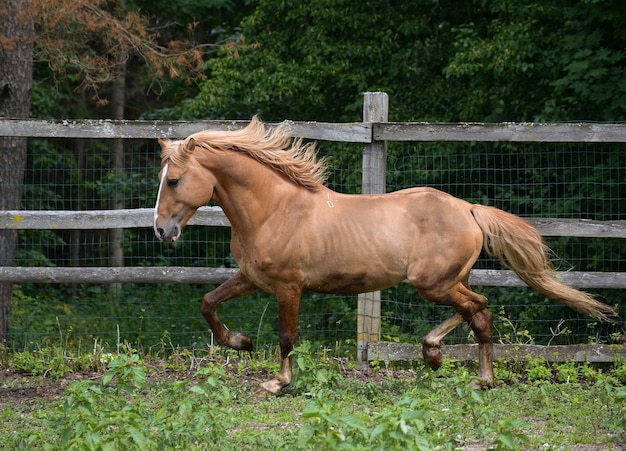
[357,92,388,363]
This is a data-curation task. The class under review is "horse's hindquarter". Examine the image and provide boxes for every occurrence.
[399,188,484,291]
[246,187,483,295]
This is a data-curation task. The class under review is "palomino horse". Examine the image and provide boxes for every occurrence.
[154,117,616,395]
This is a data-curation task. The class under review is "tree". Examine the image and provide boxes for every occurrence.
[0,0,34,343]
[0,0,214,342]
[443,0,626,121]
[179,0,469,122]
[32,0,207,109]
[177,0,626,123]
[34,0,210,280]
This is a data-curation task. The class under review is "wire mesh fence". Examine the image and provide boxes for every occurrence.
[383,141,625,346]
[7,136,626,352]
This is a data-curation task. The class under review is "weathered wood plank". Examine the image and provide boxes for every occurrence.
[0,266,624,289]
[527,218,626,238]
[0,266,238,284]
[284,120,371,143]
[5,119,626,143]
[367,342,626,363]
[0,119,248,139]
[469,269,626,289]
[2,209,624,238]
[374,122,626,143]
[0,119,371,142]
[0,206,230,229]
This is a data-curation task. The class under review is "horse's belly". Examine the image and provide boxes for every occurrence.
[304,270,405,295]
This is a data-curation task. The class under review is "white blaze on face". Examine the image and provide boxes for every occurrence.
[153,163,169,236]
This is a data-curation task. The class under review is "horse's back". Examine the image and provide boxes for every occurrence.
[290,186,484,294]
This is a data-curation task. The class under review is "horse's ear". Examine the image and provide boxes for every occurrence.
[157,138,168,149]
[186,138,196,153]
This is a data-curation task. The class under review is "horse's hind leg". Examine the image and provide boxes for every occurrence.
[418,282,494,387]
[469,308,494,388]
[200,271,258,351]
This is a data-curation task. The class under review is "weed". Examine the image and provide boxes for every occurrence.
[102,352,147,394]
[298,388,444,451]
[613,359,626,384]
[9,350,46,375]
[2,346,624,450]
[555,360,579,383]
[451,373,489,433]
[289,341,343,396]
[613,385,626,441]
[525,356,552,383]
[298,389,370,450]
[483,418,531,450]
[494,360,521,384]
[579,361,599,382]
[368,393,446,450]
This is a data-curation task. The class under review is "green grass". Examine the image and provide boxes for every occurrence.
[1,343,625,450]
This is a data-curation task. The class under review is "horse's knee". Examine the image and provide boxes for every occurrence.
[200,293,216,317]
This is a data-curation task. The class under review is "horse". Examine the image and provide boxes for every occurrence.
[154,116,616,395]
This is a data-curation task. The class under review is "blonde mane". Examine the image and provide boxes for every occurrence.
[161,116,327,191]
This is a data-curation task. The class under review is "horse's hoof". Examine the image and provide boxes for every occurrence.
[254,386,275,398]
[469,378,491,390]
[229,332,253,351]
[422,346,442,371]
[256,378,285,397]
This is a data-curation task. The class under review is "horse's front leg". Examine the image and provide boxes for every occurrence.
[201,270,258,351]
[421,312,465,370]
[257,282,302,396]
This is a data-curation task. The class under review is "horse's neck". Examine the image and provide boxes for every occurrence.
[204,151,299,229]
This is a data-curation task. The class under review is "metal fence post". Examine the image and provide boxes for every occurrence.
[357,92,388,363]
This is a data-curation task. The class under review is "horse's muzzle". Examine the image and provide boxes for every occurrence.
[154,223,180,243]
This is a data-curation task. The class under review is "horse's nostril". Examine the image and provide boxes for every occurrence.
[156,227,165,238]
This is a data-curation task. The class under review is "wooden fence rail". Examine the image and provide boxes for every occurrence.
[1,92,625,362]
[1,210,625,289]
[0,118,372,142]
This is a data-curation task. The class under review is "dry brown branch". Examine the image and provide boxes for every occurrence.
[30,0,210,96]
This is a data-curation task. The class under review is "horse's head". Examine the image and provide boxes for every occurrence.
[154,137,217,242]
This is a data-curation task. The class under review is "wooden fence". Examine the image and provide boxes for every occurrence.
[1,92,625,362]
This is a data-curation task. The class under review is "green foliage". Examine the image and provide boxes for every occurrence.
[289,341,343,396]
[102,352,147,395]
[555,360,579,384]
[183,0,465,121]
[613,359,626,384]
[7,344,103,378]
[483,419,531,451]
[297,369,536,450]
[549,0,626,121]
[298,388,444,451]
[11,354,234,450]
[612,385,626,441]
[443,0,626,121]
[3,347,625,449]
[525,356,552,383]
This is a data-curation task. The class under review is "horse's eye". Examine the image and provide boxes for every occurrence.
[167,179,179,188]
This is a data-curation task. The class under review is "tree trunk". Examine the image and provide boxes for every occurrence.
[108,49,126,294]
[0,0,33,344]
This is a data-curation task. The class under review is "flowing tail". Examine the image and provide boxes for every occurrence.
[471,205,617,322]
